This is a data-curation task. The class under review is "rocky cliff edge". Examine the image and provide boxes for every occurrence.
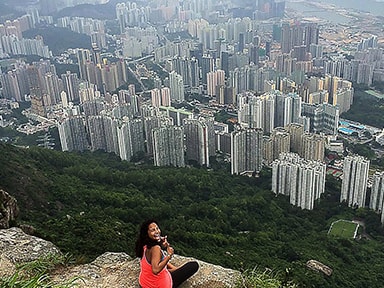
[0,227,241,288]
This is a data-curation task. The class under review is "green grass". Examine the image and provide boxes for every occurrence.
[0,254,81,288]
[328,220,359,238]
[235,267,298,288]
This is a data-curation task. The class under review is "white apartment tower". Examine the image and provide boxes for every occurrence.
[161,87,171,106]
[169,71,185,102]
[153,126,185,167]
[184,117,215,167]
[207,69,225,97]
[272,153,326,210]
[341,155,370,207]
[58,116,89,152]
[151,88,161,108]
[238,94,263,129]
[231,128,263,175]
[370,171,384,223]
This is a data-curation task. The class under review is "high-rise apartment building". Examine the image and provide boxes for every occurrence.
[262,136,274,165]
[286,123,304,154]
[30,95,45,116]
[215,131,231,155]
[144,116,165,156]
[237,92,276,133]
[274,91,301,128]
[301,103,339,135]
[370,171,384,211]
[87,115,119,154]
[184,117,215,167]
[169,71,185,102]
[171,56,199,89]
[43,72,63,106]
[231,128,263,175]
[76,48,91,80]
[61,71,80,103]
[301,133,325,162]
[161,87,171,107]
[116,119,132,161]
[238,93,263,130]
[159,106,192,126]
[153,126,185,167]
[370,171,384,224]
[201,54,215,85]
[82,99,105,116]
[280,22,319,54]
[207,69,225,97]
[58,116,89,151]
[151,88,162,108]
[272,152,326,210]
[341,155,370,207]
[271,127,290,160]
[129,118,145,158]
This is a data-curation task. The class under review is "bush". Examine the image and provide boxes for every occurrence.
[236,267,298,288]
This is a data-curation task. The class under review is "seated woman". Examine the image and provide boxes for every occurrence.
[135,219,199,288]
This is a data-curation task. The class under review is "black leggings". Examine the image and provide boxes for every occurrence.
[170,261,199,288]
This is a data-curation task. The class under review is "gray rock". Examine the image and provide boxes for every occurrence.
[0,189,19,229]
[0,227,241,288]
[0,227,61,264]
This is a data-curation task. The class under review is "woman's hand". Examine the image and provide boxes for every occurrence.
[162,237,174,256]
[161,236,170,248]
[166,245,174,257]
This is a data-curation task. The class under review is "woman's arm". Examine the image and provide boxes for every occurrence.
[149,245,173,275]
[167,262,178,272]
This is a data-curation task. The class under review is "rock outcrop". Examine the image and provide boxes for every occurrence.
[0,227,241,288]
[0,189,19,229]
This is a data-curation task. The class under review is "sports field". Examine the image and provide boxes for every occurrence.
[328,220,359,239]
[365,90,384,99]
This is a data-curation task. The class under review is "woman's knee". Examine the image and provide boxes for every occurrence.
[187,261,199,274]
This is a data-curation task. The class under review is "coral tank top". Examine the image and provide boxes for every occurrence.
[139,246,173,288]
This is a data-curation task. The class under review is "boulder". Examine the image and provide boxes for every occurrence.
[0,227,61,278]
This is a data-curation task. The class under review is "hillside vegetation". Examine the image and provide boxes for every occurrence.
[22,27,91,55]
[1,143,384,287]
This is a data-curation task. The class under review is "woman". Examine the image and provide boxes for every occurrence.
[135,219,199,288]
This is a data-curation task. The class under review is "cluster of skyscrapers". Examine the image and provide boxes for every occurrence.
[56,17,107,50]
[0,60,77,106]
[0,11,50,59]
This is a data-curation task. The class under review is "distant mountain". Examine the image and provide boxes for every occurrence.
[22,26,92,55]
[0,1,23,22]
[54,0,119,20]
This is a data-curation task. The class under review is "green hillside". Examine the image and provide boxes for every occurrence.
[1,143,384,287]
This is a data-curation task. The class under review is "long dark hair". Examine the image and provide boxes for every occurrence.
[135,219,161,258]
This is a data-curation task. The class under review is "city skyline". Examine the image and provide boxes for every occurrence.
[1,0,384,218]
